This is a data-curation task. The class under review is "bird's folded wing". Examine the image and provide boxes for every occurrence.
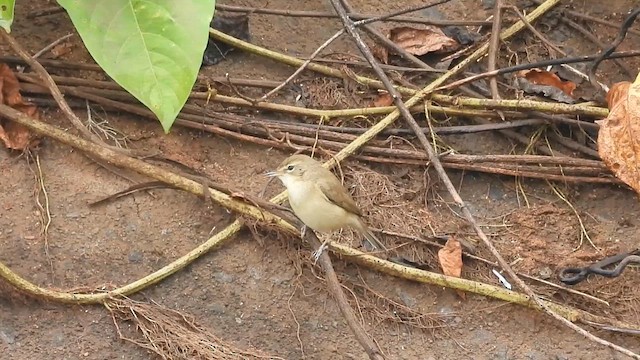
[316,174,363,216]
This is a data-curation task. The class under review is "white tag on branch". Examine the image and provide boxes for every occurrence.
[492,269,512,290]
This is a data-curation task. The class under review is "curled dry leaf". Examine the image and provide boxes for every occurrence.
[371,92,393,107]
[437,237,465,299]
[515,69,576,103]
[389,26,459,56]
[596,80,640,195]
[0,63,40,150]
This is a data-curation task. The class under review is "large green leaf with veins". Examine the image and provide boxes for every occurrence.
[57,0,216,132]
[0,0,15,32]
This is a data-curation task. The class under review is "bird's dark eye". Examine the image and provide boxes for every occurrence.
[287,165,295,171]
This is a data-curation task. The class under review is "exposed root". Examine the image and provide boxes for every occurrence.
[106,297,284,360]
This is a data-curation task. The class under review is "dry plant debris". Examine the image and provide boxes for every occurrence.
[108,298,284,360]
[597,78,640,195]
[388,26,459,56]
[515,68,577,103]
[437,237,465,299]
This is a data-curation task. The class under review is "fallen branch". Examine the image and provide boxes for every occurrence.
[304,231,384,359]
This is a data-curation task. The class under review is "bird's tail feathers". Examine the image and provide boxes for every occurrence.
[356,219,386,251]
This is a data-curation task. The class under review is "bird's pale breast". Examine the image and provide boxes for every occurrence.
[285,177,354,232]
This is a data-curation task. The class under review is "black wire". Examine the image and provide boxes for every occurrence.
[588,8,640,91]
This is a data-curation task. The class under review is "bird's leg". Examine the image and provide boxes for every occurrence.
[312,239,330,263]
[300,225,307,239]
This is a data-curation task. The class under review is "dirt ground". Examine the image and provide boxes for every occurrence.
[1,0,640,359]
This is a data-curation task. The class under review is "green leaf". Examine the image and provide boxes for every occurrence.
[57,0,216,132]
[0,0,15,33]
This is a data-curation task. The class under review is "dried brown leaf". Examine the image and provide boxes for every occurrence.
[0,63,22,106]
[516,69,576,96]
[0,63,40,150]
[389,26,458,56]
[372,93,393,107]
[438,238,462,277]
[596,80,640,195]
[515,69,576,103]
[438,237,465,299]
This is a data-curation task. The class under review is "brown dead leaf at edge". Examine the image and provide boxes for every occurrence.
[596,81,640,195]
[437,237,465,300]
[0,63,39,150]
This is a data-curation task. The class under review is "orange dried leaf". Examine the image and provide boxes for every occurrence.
[0,63,40,150]
[372,93,393,107]
[0,63,22,106]
[389,26,458,56]
[438,238,465,299]
[0,121,34,150]
[596,81,640,195]
[438,238,463,277]
[516,69,576,97]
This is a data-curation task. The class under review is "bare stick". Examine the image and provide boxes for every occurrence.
[488,0,504,99]
[503,5,565,56]
[32,33,73,59]
[259,1,451,101]
[434,50,640,93]
[305,231,384,360]
[329,0,639,358]
[259,29,344,101]
[215,4,490,27]
[561,17,634,77]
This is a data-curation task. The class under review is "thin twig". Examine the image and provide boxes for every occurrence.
[215,4,491,26]
[208,28,611,117]
[435,50,640,93]
[564,9,640,37]
[503,5,566,57]
[32,33,73,59]
[588,8,640,92]
[560,17,634,78]
[304,231,384,360]
[259,29,345,101]
[488,0,504,99]
[26,151,54,279]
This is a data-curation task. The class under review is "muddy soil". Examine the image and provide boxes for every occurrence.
[1,1,639,359]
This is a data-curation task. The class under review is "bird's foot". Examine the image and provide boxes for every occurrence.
[312,240,329,263]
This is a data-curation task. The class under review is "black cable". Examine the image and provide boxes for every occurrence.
[588,8,640,92]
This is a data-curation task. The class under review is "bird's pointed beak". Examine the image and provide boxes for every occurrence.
[265,171,279,178]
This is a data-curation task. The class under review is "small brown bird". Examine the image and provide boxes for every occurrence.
[268,154,386,250]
